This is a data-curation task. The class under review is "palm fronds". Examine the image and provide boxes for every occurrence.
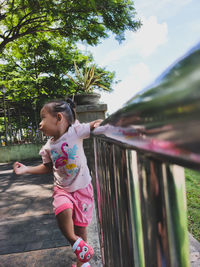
[66,61,111,94]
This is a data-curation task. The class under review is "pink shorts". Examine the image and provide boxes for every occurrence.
[52,183,94,227]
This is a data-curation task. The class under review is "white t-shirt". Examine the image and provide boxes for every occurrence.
[39,121,91,192]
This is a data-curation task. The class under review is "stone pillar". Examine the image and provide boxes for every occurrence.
[76,103,107,171]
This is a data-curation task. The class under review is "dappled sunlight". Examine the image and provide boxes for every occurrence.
[0,169,13,174]
[6,183,52,198]
[0,160,69,255]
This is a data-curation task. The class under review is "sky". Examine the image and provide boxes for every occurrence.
[79,0,200,114]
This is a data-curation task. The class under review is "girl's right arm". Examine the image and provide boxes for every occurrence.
[13,161,52,175]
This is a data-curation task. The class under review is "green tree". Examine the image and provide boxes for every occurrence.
[0,0,141,52]
[0,33,116,137]
[0,33,115,102]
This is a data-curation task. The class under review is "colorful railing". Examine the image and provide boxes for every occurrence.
[92,42,200,267]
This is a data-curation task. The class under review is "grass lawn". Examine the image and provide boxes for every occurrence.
[185,168,200,242]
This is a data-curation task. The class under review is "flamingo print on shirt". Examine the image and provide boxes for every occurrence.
[54,143,79,176]
[55,142,69,168]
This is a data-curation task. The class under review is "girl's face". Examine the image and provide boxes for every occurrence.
[39,107,58,136]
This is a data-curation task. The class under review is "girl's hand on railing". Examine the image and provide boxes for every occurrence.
[93,119,103,128]
[90,119,103,130]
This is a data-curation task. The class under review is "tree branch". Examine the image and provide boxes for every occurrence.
[13,16,48,37]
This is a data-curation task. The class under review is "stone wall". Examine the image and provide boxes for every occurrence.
[76,103,107,172]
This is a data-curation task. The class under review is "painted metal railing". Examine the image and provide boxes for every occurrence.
[91,42,200,267]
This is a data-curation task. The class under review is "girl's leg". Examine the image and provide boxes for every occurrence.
[56,210,91,267]
[56,208,78,245]
[74,225,87,242]
[74,226,88,267]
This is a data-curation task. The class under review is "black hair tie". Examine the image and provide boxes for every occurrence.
[66,98,76,109]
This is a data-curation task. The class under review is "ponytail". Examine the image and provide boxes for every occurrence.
[66,98,77,121]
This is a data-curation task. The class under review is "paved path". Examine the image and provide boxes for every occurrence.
[0,160,102,267]
[0,160,199,267]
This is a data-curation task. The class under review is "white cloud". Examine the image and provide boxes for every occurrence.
[100,16,168,65]
[101,62,152,113]
[134,16,168,57]
[118,62,151,92]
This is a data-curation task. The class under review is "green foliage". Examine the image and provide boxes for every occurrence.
[0,117,4,134]
[66,61,114,94]
[0,34,83,102]
[0,33,116,135]
[0,0,141,142]
[0,33,115,102]
[185,168,200,241]
[0,0,141,52]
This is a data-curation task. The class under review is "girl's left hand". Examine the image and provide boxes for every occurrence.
[93,119,103,128]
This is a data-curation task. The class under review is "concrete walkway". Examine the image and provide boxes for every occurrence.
[0,160,102,267]
[0,160,199,267]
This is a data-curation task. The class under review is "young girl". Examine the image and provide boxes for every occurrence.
[13,99,102,267]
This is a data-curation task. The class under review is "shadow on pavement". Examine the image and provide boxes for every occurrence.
[0,159,70,256]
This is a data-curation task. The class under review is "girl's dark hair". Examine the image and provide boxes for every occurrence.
[43,98,76,126]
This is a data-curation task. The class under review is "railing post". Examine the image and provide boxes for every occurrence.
[137,155,189,267]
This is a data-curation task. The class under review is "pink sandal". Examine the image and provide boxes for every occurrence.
[72,237,93,263]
